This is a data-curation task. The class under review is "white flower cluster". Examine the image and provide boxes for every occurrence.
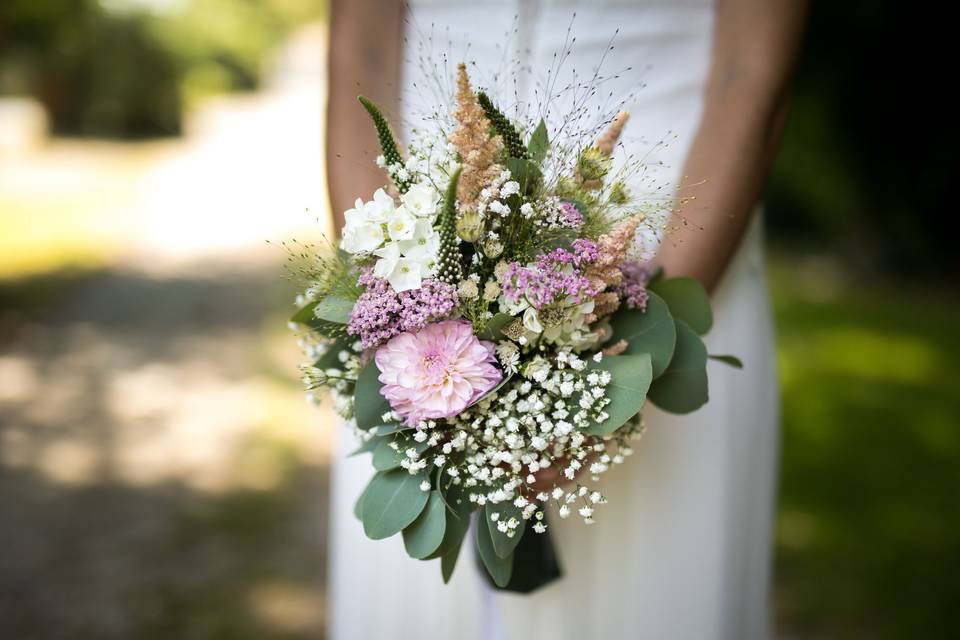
[368,351,643,527]
[340,184,442,291]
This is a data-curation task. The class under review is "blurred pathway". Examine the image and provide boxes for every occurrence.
[0,24,335,639]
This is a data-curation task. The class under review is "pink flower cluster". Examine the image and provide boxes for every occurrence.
[558,201,585,229]
[500,240,598,309]
[375,320,502,425]
[616,261,650,310]
[347,270,458,349]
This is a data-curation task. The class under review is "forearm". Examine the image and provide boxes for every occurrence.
[656,78,789,291]
[655,0,807,292]
[326,0,404,232]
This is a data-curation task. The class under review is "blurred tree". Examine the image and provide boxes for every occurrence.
[767,2,952,277]
[0,0,325,138]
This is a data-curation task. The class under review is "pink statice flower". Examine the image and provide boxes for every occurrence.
[375,320,502,426]
[616,260,650,311]
[347,269,458,350]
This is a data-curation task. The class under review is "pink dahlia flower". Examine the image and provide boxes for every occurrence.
[374,320,502,425]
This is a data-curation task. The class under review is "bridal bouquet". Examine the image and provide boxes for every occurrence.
[290,64,738,592]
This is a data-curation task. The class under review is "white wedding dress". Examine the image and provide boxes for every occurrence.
[328,1,779,638]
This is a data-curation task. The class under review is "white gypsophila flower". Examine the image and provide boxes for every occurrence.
[520,202,534,218]
[400,182,440,217]
[386,206,417,241]
[419,480,431,491]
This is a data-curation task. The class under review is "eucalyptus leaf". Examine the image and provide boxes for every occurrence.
[372,438,403,471]
[403,491,448,559]
[426,487,472,560]
[314,295,354,324]
[485,501,525,559]
[476,514,514,587]
[313,336,351,371]
[353,482,370,520]
[478,313,514,340]
[581,353,653,436]
[348,436,383,457]
[373,423,414,436]
[440,536,464,583]
[361,468,430,540]
[647,320,709,414]
[650,277,713,335]
[709,354,744,369]
[355,360,392,430]
[527,118,549,163]
[607,292,676,377]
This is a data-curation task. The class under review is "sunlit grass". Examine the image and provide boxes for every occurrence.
[771,256,960,638]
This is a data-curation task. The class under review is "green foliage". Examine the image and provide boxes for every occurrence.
[289,300,347,339]
[314,294,354,324]
[485,501,525,559]
[361,468,430,540]
[581,354,653,436]
[607,292,677,377]
[403,491,447,559]
[527,119,549,164]
[354,360,392,430]
[436,169,464,284]
[650,277,713,335]
[476,513,514,587]
[476,312,514,340]
[358,95,411,193]
[647,320,708,414]
[313,335,351,371]
[371,438,402,471]
[504,157,543,195]
[708,354,744,369]
[477,91,527,158]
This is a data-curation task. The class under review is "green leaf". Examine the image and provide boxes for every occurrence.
[527,118,549,163]
[607,292,676,378]
[476,514,514,587]
[477,313,514,340]
[426,488,473,560]
[403,491,447,559]
[361,468,430,540]
[648,320,709,414]
[582,353,653,436]
[290,301,318,325]
[348,435,383,457]
[373,423,414,436]
[650,277,713,335]
[314,295,354,324]
[440,537,464,583]
[353,482,371,520]
[485,501,525,559]
[313,336,351,371]
[504,157,543,194]
[354,360,392,430]
[709,354,744,369]
[372,438,403,471]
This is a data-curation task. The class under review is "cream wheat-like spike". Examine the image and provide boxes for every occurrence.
[595,111,630,157]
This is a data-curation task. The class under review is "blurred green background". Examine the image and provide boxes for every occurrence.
[1,1,956,638]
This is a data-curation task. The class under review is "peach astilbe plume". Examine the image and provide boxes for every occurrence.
[449,64,504,209]
[596,111,630,157]
[585,214,644,322]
